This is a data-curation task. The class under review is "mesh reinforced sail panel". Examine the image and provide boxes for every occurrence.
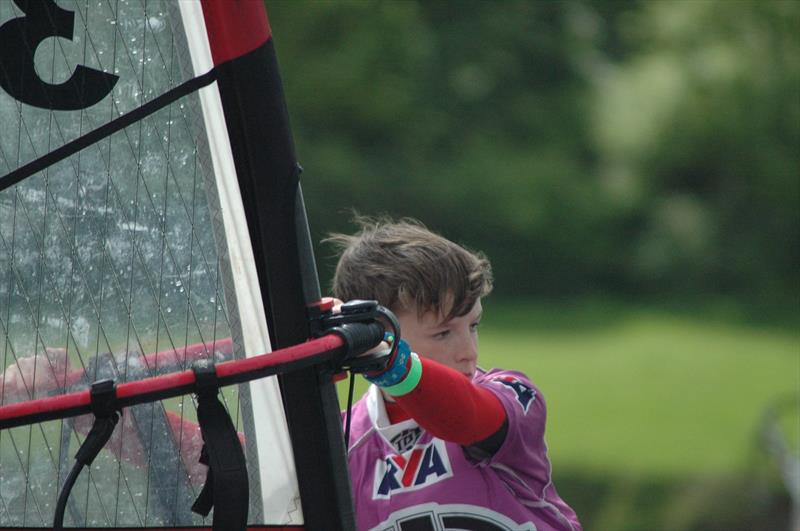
[0,0,301,526]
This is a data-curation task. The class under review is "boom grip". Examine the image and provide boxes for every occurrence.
[331,322,385,358]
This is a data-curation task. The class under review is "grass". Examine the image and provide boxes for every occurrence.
[338,299,800,479]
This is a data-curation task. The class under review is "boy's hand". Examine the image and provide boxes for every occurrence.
[330,298,391,357]
[1,348,71,401]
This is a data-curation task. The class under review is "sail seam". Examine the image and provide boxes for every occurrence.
[0,70,216,193]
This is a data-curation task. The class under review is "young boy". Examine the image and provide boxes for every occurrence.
[329,218,582,531]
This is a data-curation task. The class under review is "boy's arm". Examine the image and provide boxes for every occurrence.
[391,357,507,448]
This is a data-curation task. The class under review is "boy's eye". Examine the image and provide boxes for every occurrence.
[470,322,480,332]
[432,330,450,339]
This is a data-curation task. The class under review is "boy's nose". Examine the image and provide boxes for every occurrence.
[458,334,479,362]
[456,337,478,378]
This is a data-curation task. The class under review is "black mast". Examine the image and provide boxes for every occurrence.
[205,2,355,529]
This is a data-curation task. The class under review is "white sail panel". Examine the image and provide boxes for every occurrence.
[177,1,301,524]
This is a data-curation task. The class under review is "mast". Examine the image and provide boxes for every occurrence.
[187,1,355,528]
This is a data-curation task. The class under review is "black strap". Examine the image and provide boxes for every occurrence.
[54,380,120,530]
[191,445,214,516]
[75,379,120,465]
[191,360,249,531]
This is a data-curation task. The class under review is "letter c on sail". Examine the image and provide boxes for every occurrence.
[0,0,118,110]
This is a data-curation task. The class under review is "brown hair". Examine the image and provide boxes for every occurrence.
[325,217,493,321]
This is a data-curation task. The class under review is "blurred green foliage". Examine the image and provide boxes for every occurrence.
[267,0,799,307]
[490,300,799,530]
[267,1,799,528]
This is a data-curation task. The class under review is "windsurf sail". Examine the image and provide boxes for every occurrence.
[0,0,355,529]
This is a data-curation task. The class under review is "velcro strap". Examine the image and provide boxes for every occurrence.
[191,446,214,516]
[191,361,249,531]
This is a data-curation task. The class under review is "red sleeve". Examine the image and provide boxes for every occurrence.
[393,358,506,445]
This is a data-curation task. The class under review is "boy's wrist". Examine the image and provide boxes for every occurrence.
[364,337,411,387]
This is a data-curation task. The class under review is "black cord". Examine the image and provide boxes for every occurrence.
[343,306,399,450]
[329,303,402,450]
[53,381,119,529]
[53,461,84,530]
[343,371,357,451]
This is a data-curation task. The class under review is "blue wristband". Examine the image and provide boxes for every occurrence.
[365,338,411,387]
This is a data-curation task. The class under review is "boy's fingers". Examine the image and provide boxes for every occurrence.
[362,341,391,357]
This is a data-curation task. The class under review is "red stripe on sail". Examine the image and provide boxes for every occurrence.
[200,0,272,66]
[0,338,233,397]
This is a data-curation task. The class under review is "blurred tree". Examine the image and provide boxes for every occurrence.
[266,0,798,305]
[591,0,800,303]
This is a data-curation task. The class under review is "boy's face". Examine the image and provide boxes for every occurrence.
[396,298,483,379]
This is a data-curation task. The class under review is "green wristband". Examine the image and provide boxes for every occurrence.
[383,353,423,397]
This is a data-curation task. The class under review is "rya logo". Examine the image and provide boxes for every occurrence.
[373,439,452,499]
[391,427,422,453]
[492,376,536,413]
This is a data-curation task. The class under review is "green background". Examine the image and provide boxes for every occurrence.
[337,300,798,530]
[264,0,799,529]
